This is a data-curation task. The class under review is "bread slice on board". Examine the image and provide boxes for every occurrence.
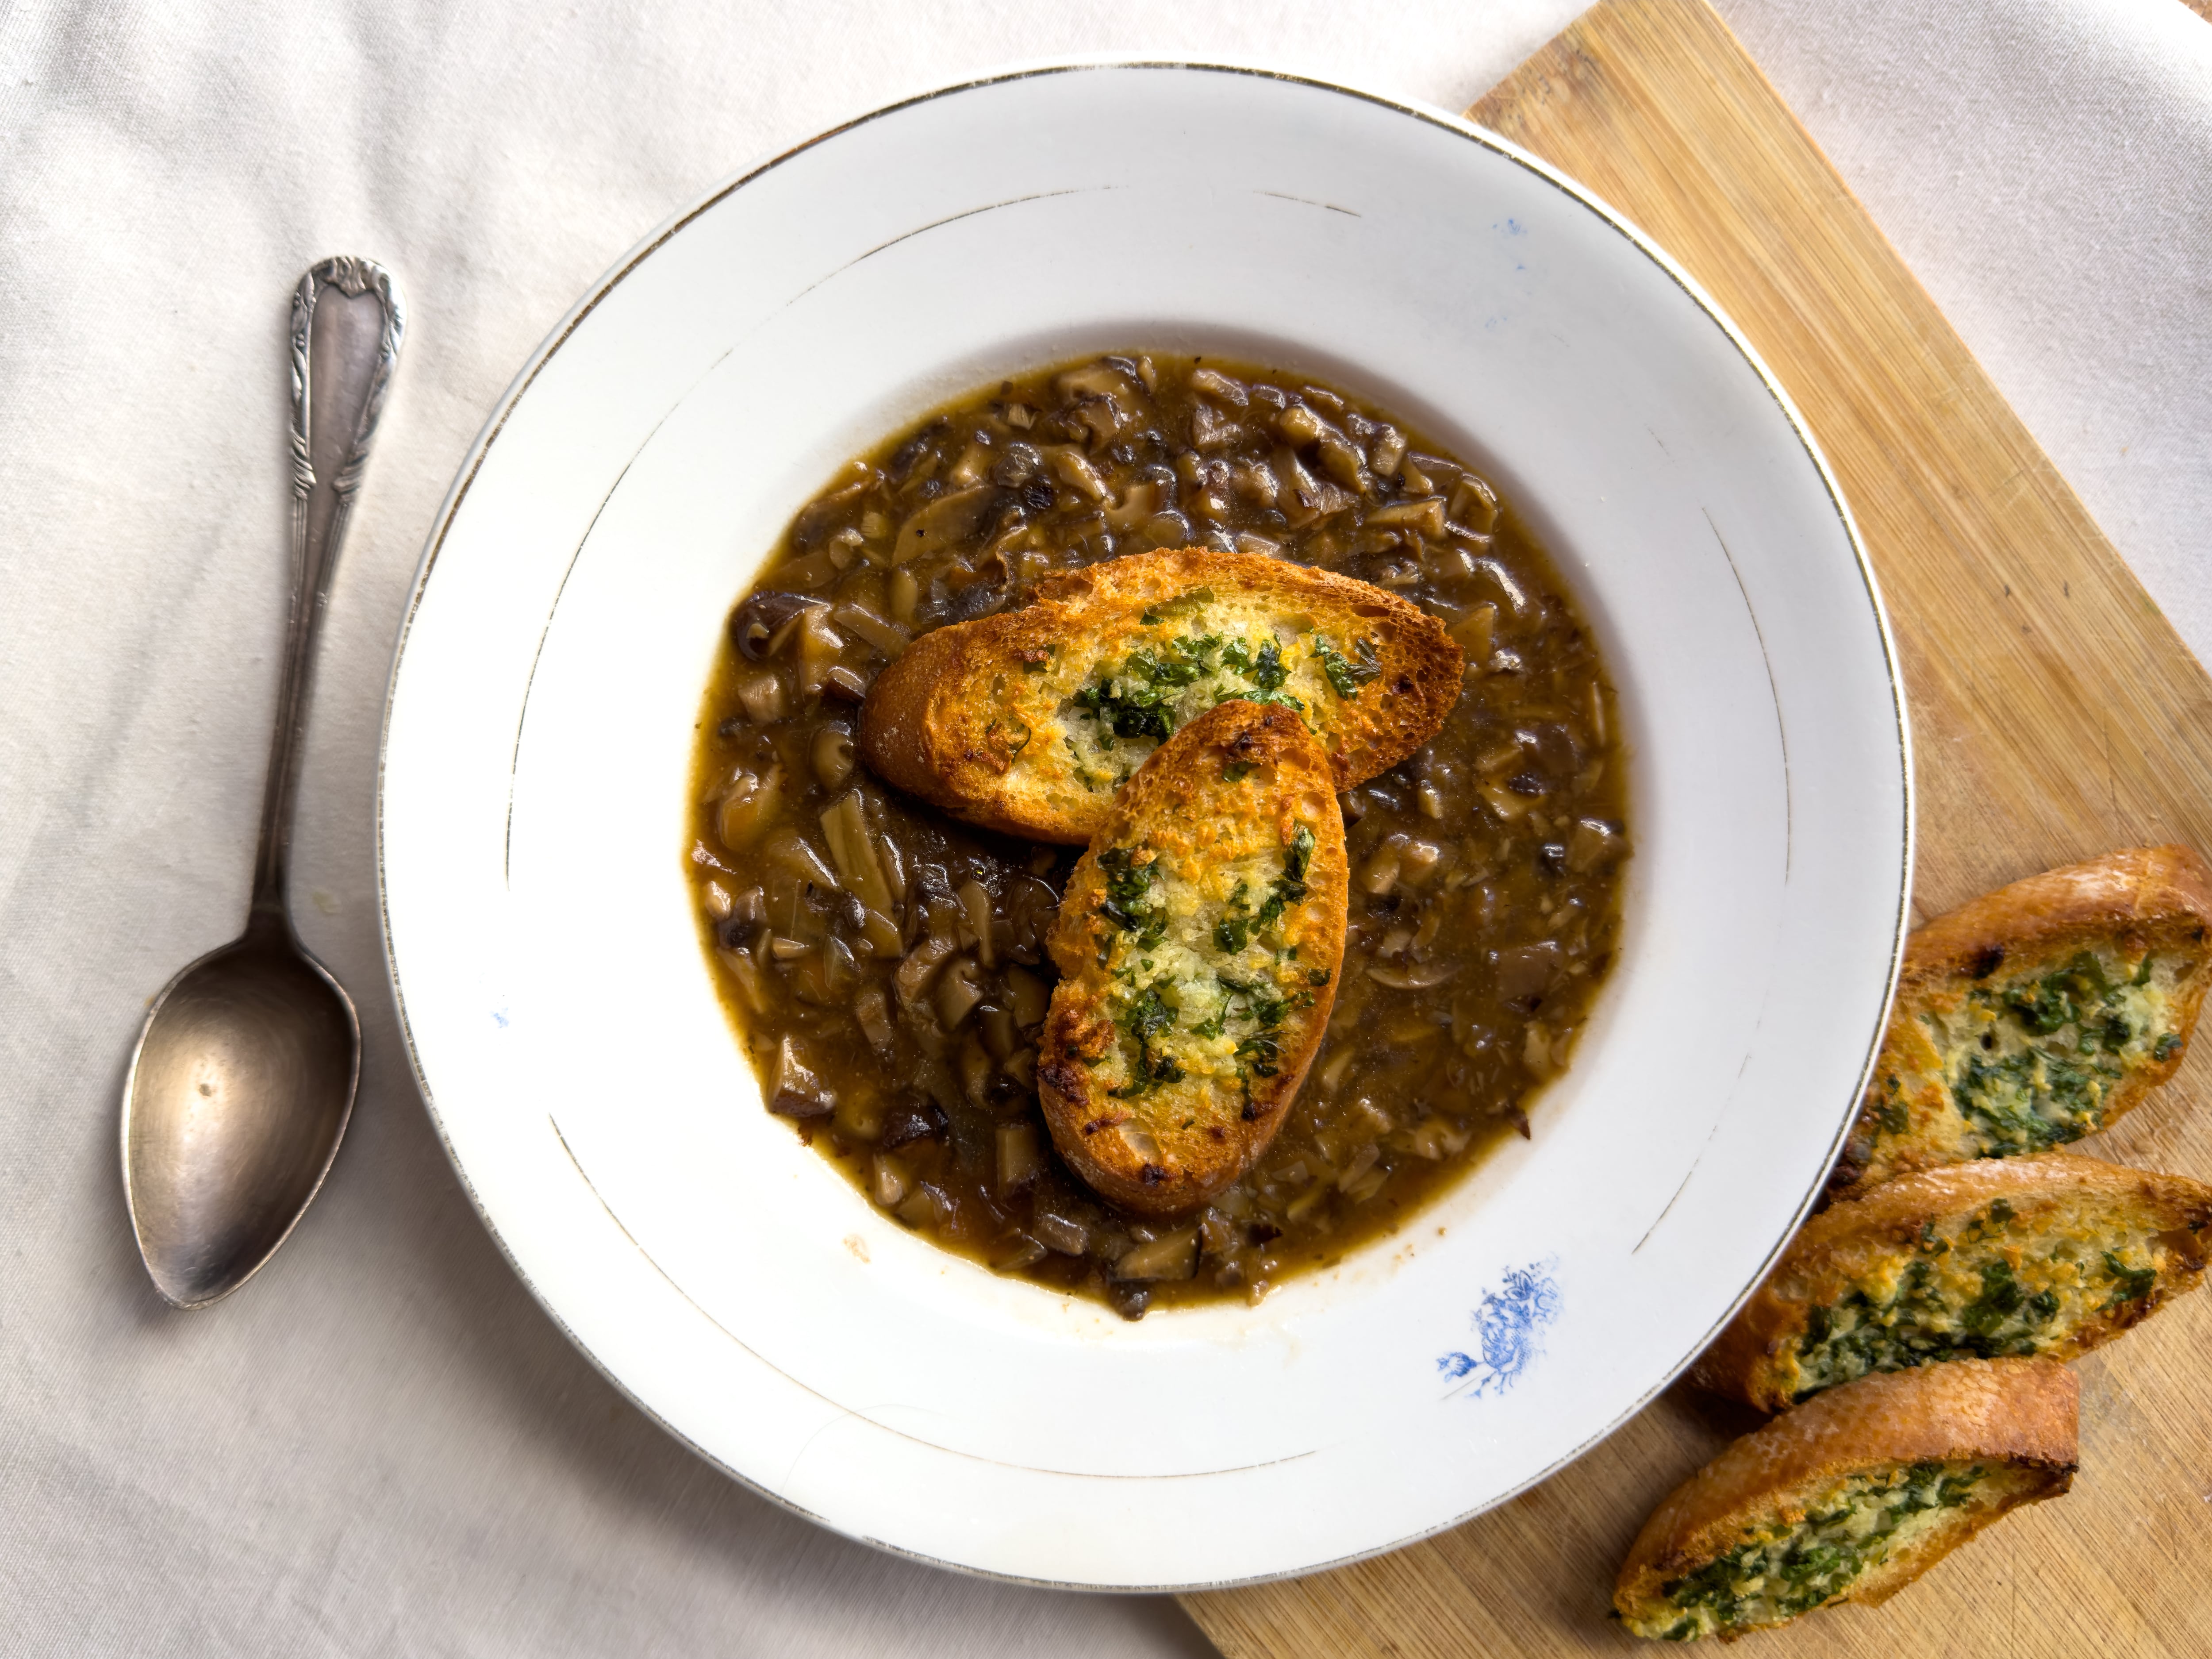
[857,546,1463,843]
[1694,1151,2211,1411]
[1829,844,2212,1202]
[1037,699,1347,1217]
[1615,1358,2077,1642]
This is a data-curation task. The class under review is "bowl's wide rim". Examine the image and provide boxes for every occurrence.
[375,57,1913,1592]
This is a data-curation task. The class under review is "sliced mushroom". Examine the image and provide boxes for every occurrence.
[1052,447,1111,503]
[892,484,996,565]
[729,592,820,660]
[760,825,838,890]
[731,669,789,725]
[1189,367,1248,407]
[1450,472,1500,535]
[1567,818,1627,873]
[1054,362,1134,404]
[1033,1211,1089,1255]
[872,1153,912,1208]
[1367,962,1459,990]
[811,726,855,792]
[818,792,897,913]
[792,606,845,698]
[888,566,920,624]
[715,763,783,851]
[1368,427,1407,478]
[831,600,910,659]
[1102,475,1164,529]
[995,1122,1046,1195]
[1190,402,1245,451]
[990,441,1043,487]
[945,876,998,964]
[1493,941,1563,1007]
[854,985,897,1053]
[1003,963,1051,1029]
[1114,1228,1198,1282]
[1366,496,1446,538]
[768,1036,833,1118]
[936,957,985,1028]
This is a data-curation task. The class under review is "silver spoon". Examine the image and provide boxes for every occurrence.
[120,258,405,1309]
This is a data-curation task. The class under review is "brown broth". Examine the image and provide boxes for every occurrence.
[687,353,1630,1317]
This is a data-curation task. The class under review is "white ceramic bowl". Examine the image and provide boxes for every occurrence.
[380,63,1910,1590]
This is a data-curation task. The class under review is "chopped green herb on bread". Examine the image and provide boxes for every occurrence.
[1831,844,2212,1202]
[1694,1151,2211,1411]
[1616,1359,2077,1642]
[1037,699,1347,1216]
[857,546,1463,843]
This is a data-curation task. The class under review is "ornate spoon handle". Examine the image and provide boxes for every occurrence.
[248,258,406,924]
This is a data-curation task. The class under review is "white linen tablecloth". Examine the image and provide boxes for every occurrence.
[2,2,2206,1652]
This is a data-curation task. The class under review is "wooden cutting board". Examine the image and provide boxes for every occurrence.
[1182,2,2212,1654]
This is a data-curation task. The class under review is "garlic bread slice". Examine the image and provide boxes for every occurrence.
[1695,1151,2212,1411]
[1038,699,1347,1216]
[858,546,1462,843]
[1616,1358,2077,1642]
[1831,843,2212,1201]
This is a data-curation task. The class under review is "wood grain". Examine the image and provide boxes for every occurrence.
[1183,1,2212,1654]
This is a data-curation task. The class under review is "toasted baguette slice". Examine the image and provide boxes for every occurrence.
[858,547,1463,843]
[1616,1358,2077,1642]
[1694,1151,2211,1411]
[1037,700,1347,1216]
[1830,844,2212,1201]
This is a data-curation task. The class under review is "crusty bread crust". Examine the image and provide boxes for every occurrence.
[1830,845,2212,1200]
[1616,1359,2077,1638]
[1695,1151,2212,1410]
[857,547,1463,843]
[1037,700,1347,1216]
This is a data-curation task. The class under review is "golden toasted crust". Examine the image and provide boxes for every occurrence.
[857,547,1463,843]
[1695,1152,2212,1410]
[1830,845,2212,1201]
[1037,700,1347,1216]
[1616,1359,2077,1640]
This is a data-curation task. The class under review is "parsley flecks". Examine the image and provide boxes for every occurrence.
[1110,982,1185,1096]
[1246,828,1317,937]
[1253,639,1288,692]
[2103,1250,2157,1306]
[1313,634,1382,699]
[1213,881,1254,954]
[1234,1033,1282,1077]
[1945,947,2177,1159]
[1063,735,1106,792]
[1276,824,1315,905]
[1073,677,1172,740]
[1126,645,1207,688]
[1073,633,1233,743]
[1222,761,1257,783]
[1096,846,1166,948]
[1214,636,1305,709]
[2005,952,2113,1035]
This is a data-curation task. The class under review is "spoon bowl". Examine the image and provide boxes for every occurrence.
[123,920,358,1307]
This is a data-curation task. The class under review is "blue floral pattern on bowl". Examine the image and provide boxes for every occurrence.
[1436,1259,1560,1398]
